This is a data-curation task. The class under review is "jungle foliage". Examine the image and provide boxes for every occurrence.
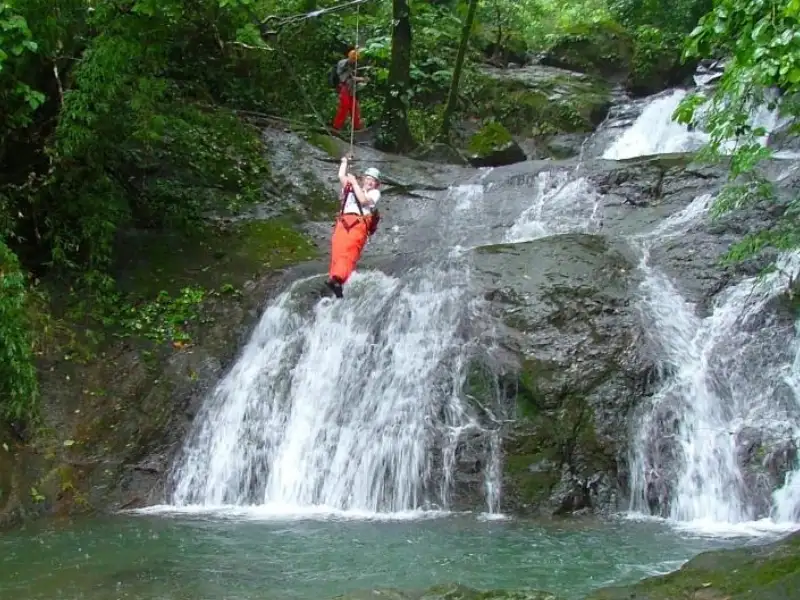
[0,0,795,428]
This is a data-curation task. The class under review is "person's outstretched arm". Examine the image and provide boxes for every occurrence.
[338,157,349,187]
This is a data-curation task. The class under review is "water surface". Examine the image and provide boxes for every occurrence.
[0,513,763,600]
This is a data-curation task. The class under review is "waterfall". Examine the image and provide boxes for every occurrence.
[160,184,500,518]
[503,170,603,243]
[167,268,479,515]
[620,193,800,533]
[143,163,608,520]
[601,88,792,161]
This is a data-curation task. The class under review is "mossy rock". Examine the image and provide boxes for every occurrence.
[470,70,612,138]
[474,26,530,66]
[627,28,698,97]
[466,122,527,167]
[419,583,563,600]
[306,132,341,158]
[112,218,319,298]
[540,21,634,79]
[587,531,800,600]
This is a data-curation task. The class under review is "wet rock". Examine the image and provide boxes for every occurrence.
[586,530,800,600]
[470,234,651,516]
[1,270,289,522]
[545,133,589,159]
[768,118,800,155]
[411,142,470,166]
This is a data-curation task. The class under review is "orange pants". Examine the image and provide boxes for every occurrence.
[329,214,373,284]
[333,84,362,131]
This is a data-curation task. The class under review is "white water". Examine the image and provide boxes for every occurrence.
[151,170,609,521]
[602,88,792,160]
[155,183,507,520]
[605,87,800,535]
[164,275,487,517]
[503,170,603,243]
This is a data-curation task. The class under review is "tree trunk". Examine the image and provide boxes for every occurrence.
[437,0,479,142]
[374,0,414,153]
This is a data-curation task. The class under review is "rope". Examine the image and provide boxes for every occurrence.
[259,0,373,33]
[348,3,361,162]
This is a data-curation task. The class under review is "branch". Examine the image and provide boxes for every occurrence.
[53,63,64,105]
[226,41,272,52]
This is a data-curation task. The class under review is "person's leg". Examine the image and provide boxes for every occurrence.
[328,218,368,295]
[332,85,352,130]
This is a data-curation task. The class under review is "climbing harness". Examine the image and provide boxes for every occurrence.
[338,179,380,237]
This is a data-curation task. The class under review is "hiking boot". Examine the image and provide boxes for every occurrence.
[325,278,343,299]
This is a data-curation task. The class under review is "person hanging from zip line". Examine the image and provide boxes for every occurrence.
[325,155,382,299]
[331,48,368,133]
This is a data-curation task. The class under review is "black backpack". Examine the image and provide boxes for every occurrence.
[328,64,340,89]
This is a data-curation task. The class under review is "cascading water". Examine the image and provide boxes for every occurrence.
[164,184,496,517]
[168,267,477,514]
[502,170,603,243]
[588,71,800,532]
[600,84,795,161]
[155,162,608,519]
[628,220,800,530]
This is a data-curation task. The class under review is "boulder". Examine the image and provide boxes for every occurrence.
[468,65,612,159]
[586,530,800,600]
[626,27,698,97]
[470,233,652,516]
[466,122,527,167]
[539,21,634,80]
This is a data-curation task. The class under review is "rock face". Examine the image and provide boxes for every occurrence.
[466,122,528,167]
[470,234,650,516]
[0,272,288,528]
[474,65,612,136]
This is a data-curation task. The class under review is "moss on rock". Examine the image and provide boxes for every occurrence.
[467,122,513,155]
[470,69,611,139]
[113,218,319,298]
[466,122,527,167]
[586,531,800,600]
[306,132,341,158]
[540,21,634,79]
[627,27,697,97]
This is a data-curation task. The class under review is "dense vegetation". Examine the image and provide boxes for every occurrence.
[0,0,797,432]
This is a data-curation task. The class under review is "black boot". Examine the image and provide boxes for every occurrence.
[325,277,344,299]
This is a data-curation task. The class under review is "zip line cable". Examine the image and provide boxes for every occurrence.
[242,0,370,166]
[348,2,360,163]
[256,0,374,35]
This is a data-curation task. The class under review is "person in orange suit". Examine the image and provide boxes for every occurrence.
[332,49,367,132]
[326,156,382,298]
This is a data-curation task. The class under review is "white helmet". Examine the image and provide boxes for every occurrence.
[363,167,381,182]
